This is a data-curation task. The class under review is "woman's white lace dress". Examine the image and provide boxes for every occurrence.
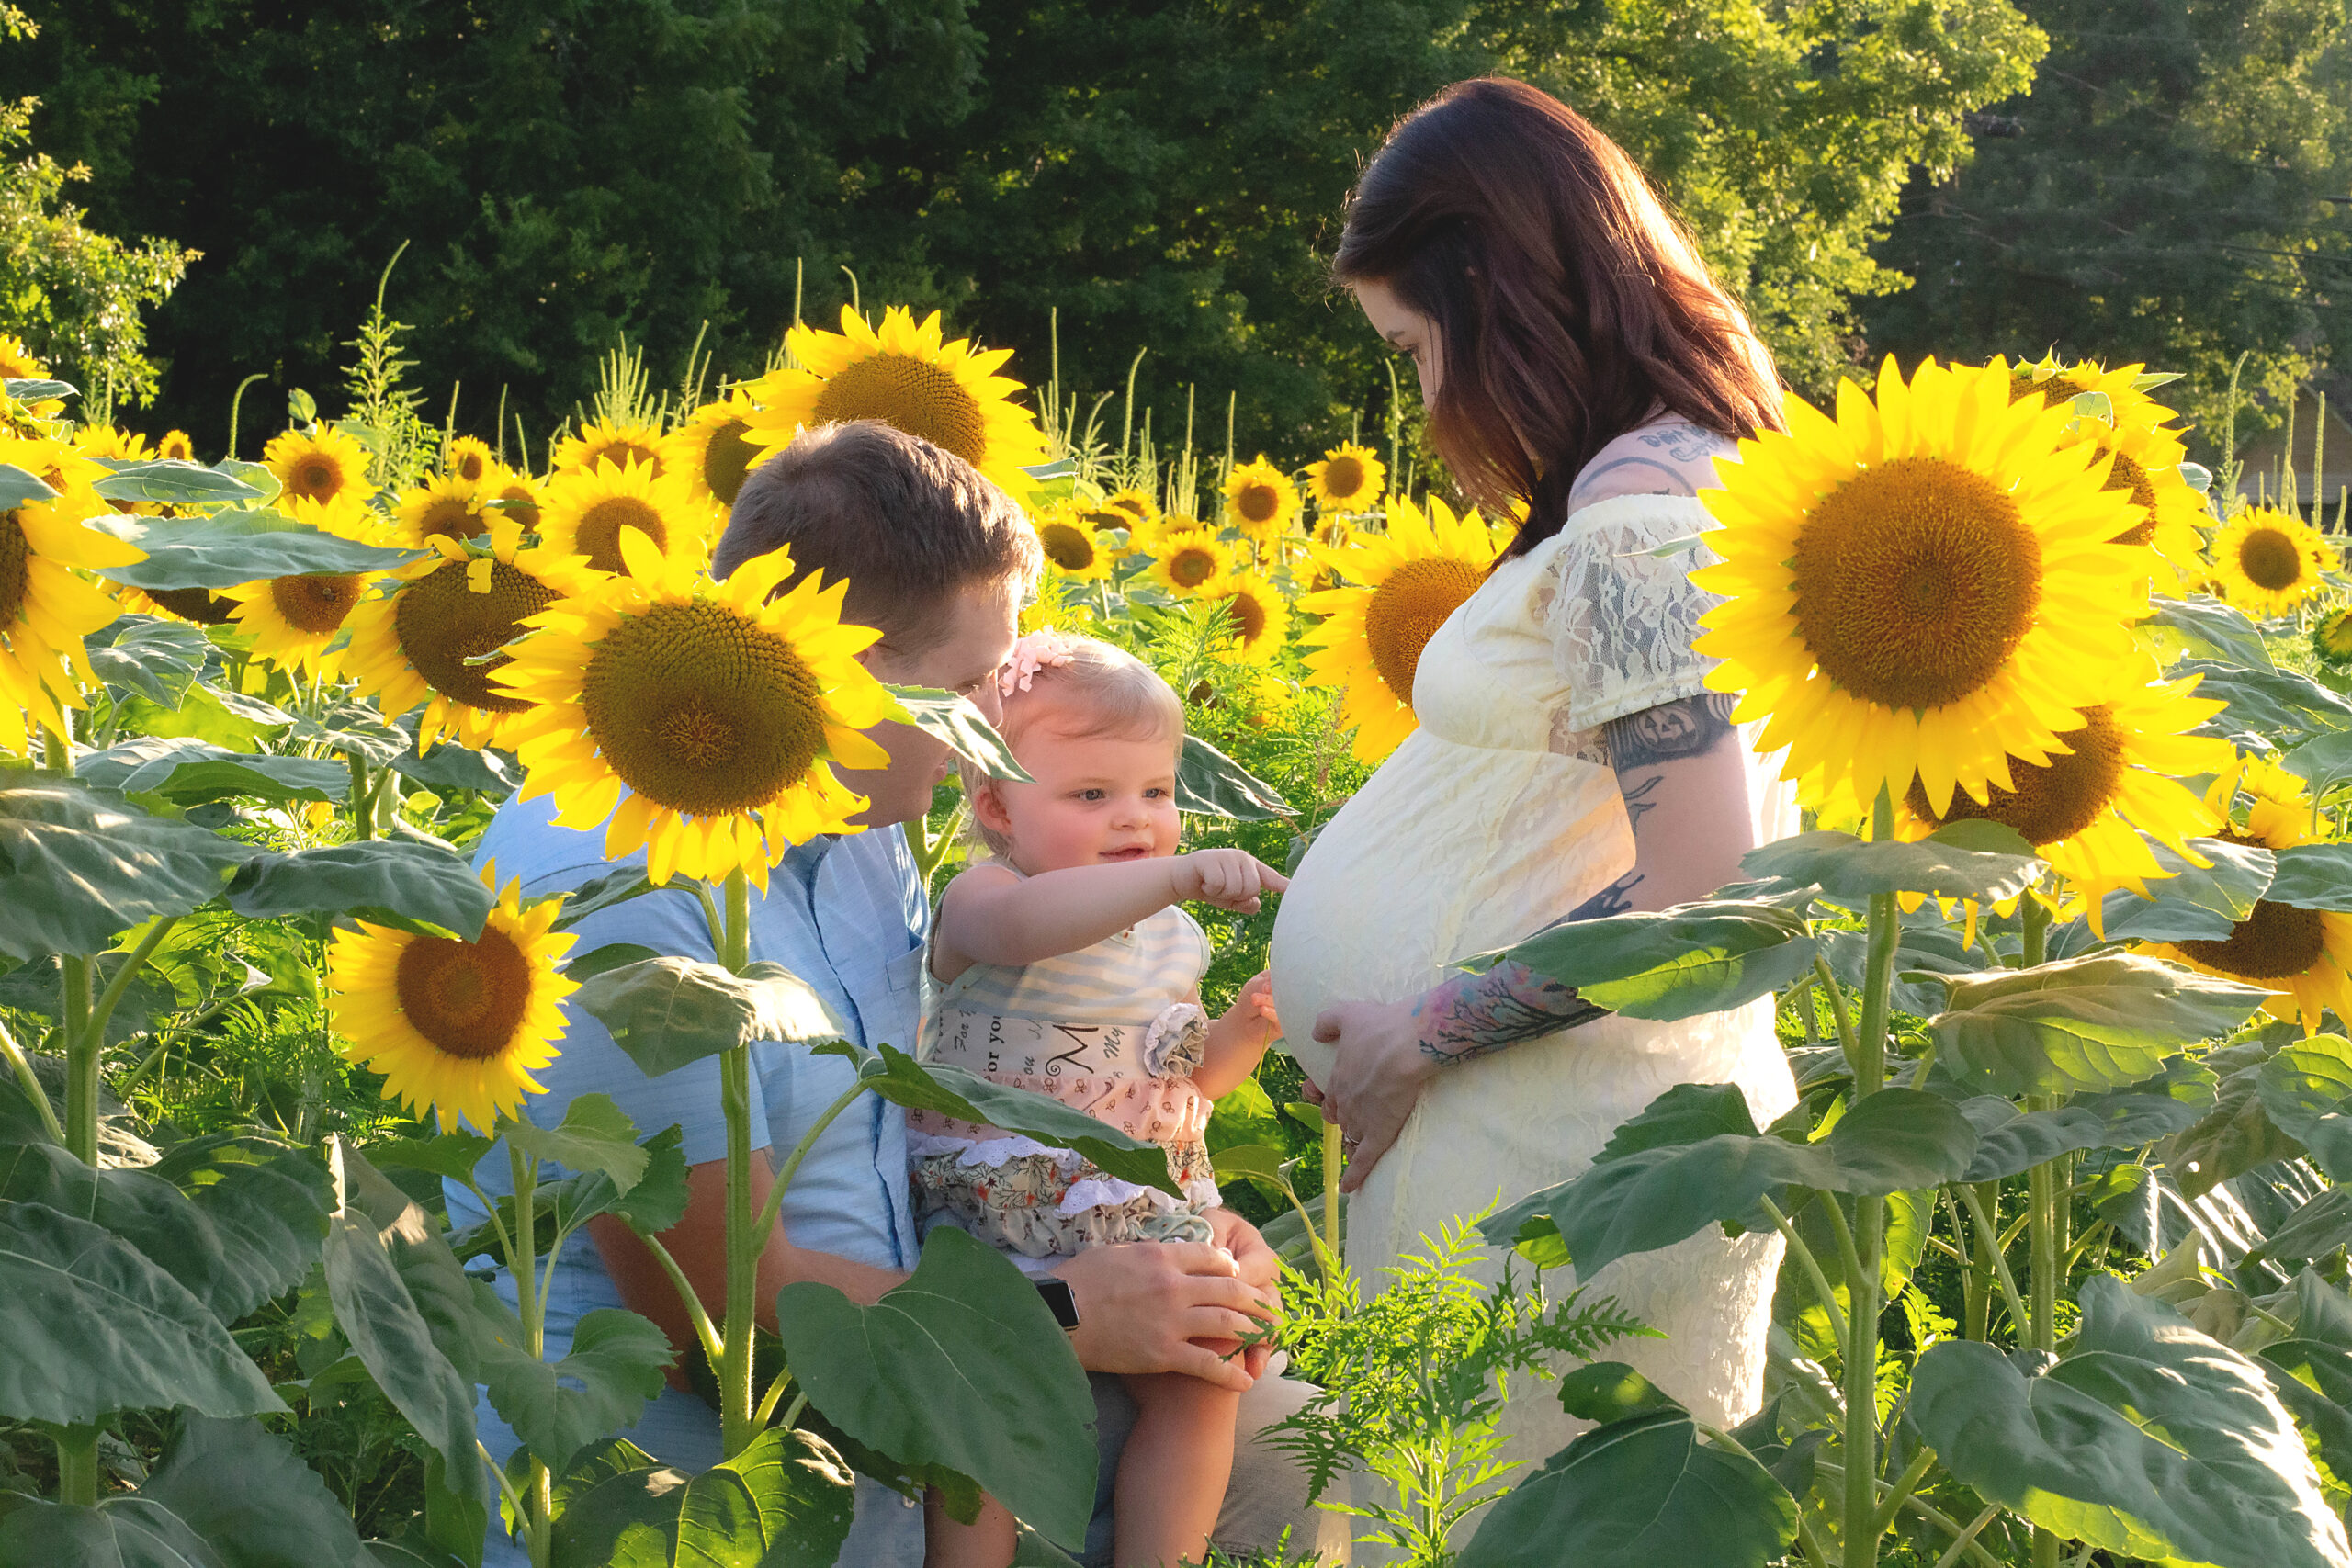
[1270,493,1798,1465]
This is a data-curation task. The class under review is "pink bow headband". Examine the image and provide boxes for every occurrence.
[1000,626,1079,696]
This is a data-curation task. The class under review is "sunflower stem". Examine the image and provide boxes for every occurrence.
[718,869,758,1460]
[61,954,96,1166]
[505,1135,553,1568]
[1322,1117,1344,1269]
[755,1078,868,1242]
[0,1014,62,1144]
[348,753,373,840]
[1844,786,1900,1568]
[53,1423,99,1506]
[1957,1182,2029,1346]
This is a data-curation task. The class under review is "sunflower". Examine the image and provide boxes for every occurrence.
[393,475,489,548]
[445,435,496,485]
[329,868,576,1132]
[2081,420,2208,593]
[552,419,667,479]
[2004,353,2178,445]
[1148,529,1238,597]
[484,471,543,533]
[1302,491,1501,763]
[2138,753,2352,1033]
[1102,488,1159,531]
[741,306,1048,499]
[1224,457,1301,541]
[495,532,895,888]
[664,392,766,508]
[0,336,46,381]
[1032,503,1112,581]
[225,493,390,678]
[1306,443,1386,513]
[1205,575,1291,664]
[1897,660,2231,928]
[155,431,196,463]
[264,424,373,508]
[344,515,594,750]
[2209,507,2335,620]
[539,457,714,577]
[0,436,149,752]
[2314,605,2352,672]
[1691,355,2150,817]
[74,427,153,462]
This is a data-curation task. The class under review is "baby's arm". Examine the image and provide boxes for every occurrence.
[933,850,1288,980]
[1193,970,1279,1099]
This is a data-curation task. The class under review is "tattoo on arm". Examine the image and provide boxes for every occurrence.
[1566,455,1696,507]
[1414,695,1736,1068]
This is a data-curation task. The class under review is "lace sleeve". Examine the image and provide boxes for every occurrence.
[1543,497,1726,736]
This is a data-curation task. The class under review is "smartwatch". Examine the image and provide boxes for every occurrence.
[1035,1277,1081,1333]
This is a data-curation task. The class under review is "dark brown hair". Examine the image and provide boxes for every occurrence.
[1334,77,1783,558]
[715,420,1041,657]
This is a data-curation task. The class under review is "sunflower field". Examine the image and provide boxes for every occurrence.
[6,287,2352,1568]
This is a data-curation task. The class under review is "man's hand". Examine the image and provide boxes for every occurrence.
[1206,1208,1283,1378]
[1311,998,1438,1193]
[1173,849,1289,913]
[1051,1240,1279,1391]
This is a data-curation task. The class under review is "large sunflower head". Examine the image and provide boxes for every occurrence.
[1301,491,1500,763]
[741,305,1048,500]
[1224,457,1301,540]
[445,434,497,485]
[1898,660,2231,928]
[0,436,149,752]
[1206,574,1292,665]
[329,868,577,1132]
[394,474,489,548]
[264,424,373,509]
[540,457,715,577]
[663,392,766,508]
[1306,443,1386,513]
[1147,528,1238,597]
[1031,503,1112,581]
[552,420,666,479]
[344,516,596,750]
[496,534,896,888]
[1691,355,2151,816]
[2208,506,2335,620]
[2003,354,2180,445]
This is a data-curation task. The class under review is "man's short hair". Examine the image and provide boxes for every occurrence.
[714,420,1041,657]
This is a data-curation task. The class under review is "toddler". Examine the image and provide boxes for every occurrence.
[910,627,1286,1568]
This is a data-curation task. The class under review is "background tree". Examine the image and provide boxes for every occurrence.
[14,0,2038,460]
[1865,0,2352,456]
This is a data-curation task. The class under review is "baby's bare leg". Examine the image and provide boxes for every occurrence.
[923,1486,1015,1568]
[1115,1356,1242,1568]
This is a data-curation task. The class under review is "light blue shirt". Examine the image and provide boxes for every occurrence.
[446,793,931,1562]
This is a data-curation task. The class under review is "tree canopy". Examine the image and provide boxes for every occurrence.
[17,0,2040,457]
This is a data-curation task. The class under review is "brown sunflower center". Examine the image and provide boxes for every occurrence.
[2100,447,2160,546]
[2179,898,2326,980]
[2009,371,2087,411]
[392,925,532,1060]
[1038,523,1096,572]
[1321,456,1365,501]
[0,513,28,628]
[589,441,663,476]
[1235,482,1281,525]
[147,586,238,626]
[391,559,560,713]
[1167,545,1220,588]
[1905,705,2125,846]
[160,436,193,462]
[453,449,489,483]
[701,419,759,505]
[811,354,988,465]
[2239,526,2304,592]
[270,573,366,636]
[1790,456,2041,712]
[579,599,830,815]
[1219,590,1269,646]
[1363,558,1484,706]
[574,496,668,574]
[496,483,540,532]
[417,496,481,544]
[290,456,345,502]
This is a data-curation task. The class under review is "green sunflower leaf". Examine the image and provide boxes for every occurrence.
[2261,844,2352,911]
[78,736,349,807]
[2144,595,2276,671]
[500,1093,650,1196]
[224,840,493,939]
[1177,733,1293,819]
[549,1427,856,1568]
[1955,1058,2219,1181]
[2177,659,2352,748]
[1468,898,1817,1021]
[0,462,54,508]
[2099,837,2277,943]
[0,1497,220,1567]
[2257,1035,2352,1179]
[85,616,212,709]
[91,459,268,507]
[141,1416,371,1568]
[1932,953,2270,1097]
[576,956,847,1076]
[885,685,1033,782]
[0,776,247,959]
[1740,821,2044,902]
[87,509,425,590]
[478,1308,674,1479]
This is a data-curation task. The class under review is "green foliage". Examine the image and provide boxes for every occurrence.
[1866,0,2352,456]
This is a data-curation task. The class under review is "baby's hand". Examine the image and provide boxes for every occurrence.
[1231,970,1280,1043]
[1173,849,1289,913]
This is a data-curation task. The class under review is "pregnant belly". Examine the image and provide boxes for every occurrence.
[1269,729,1627,1087]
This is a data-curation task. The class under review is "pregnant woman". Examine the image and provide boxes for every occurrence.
[1271,77,1798,1461]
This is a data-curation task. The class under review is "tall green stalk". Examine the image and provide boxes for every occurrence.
[509,1139,552,1568]
[717,870,759,1459]
[2019,897,2062,1568]
[1846,789,1901,1568]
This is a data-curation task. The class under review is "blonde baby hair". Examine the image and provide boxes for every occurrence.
[963,628,1185,855]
